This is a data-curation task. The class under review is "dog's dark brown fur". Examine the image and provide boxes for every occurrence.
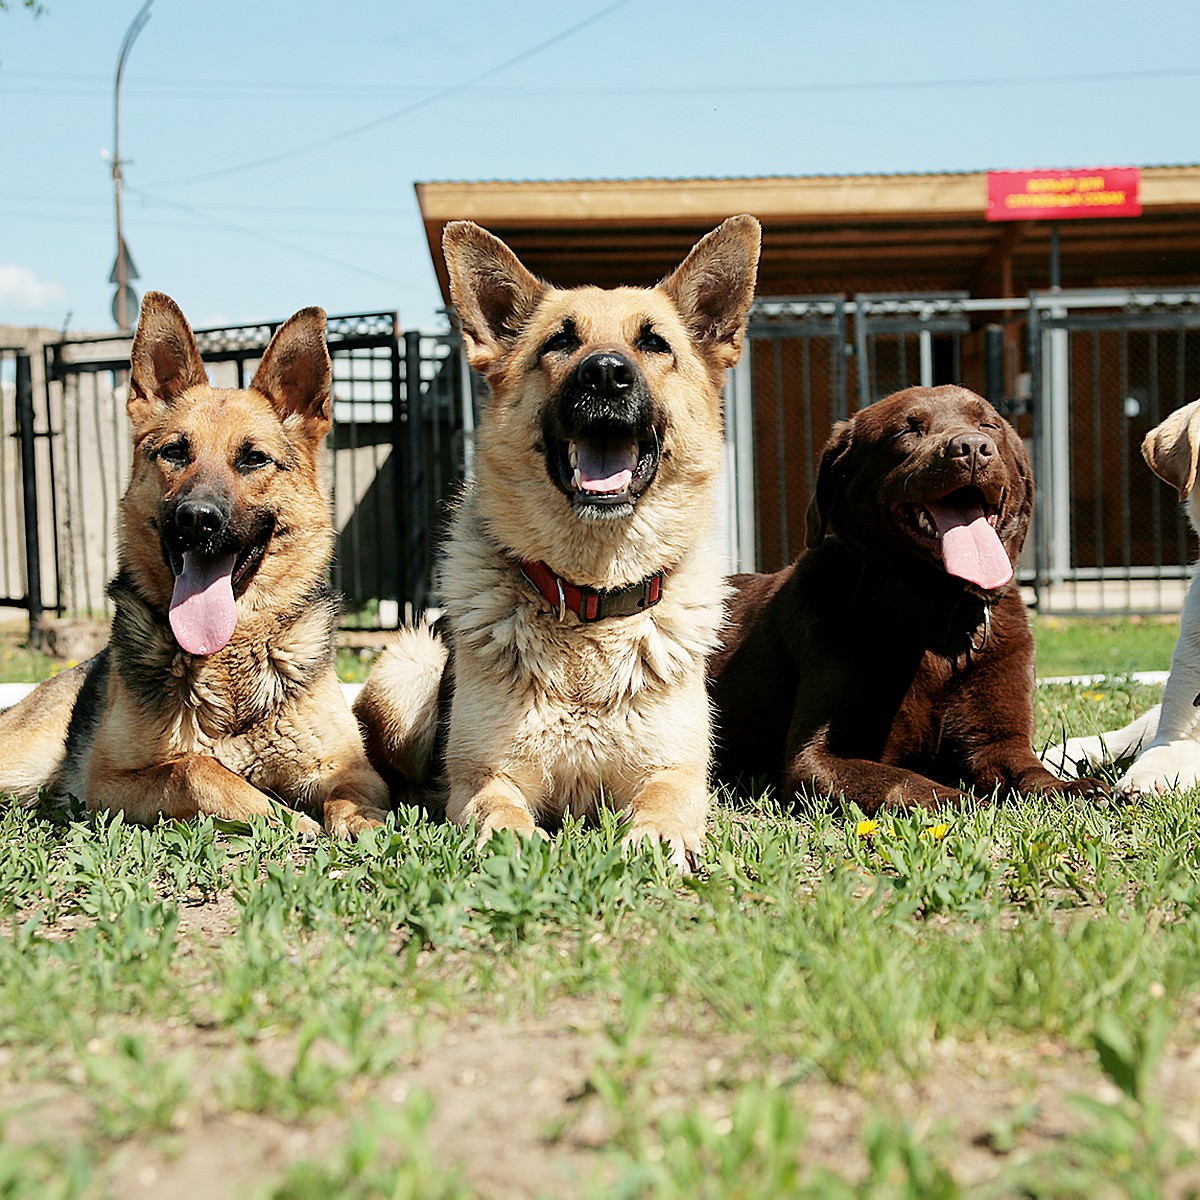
[0,293,389,835]
[708,385,1108,813]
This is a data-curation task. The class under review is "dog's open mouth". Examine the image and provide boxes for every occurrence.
[549,427,662,514]
[894,486,1012,590]
[162,522,273,656]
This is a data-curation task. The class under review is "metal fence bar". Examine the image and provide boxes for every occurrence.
[403,328,427,614]
[772,337,789,562]
[1148,330,1164,612]
[15,354,43,644]
[1088,329,1103,612]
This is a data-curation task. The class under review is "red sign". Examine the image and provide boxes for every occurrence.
[986,167,1141,221]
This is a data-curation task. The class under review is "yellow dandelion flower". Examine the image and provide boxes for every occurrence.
[922,823,951,841]
[856,819,880,838]
[1081,690,1105,703]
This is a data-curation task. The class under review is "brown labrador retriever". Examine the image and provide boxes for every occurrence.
[708,384,1107,814]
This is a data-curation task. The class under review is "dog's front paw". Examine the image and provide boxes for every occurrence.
[1117,742,1200,797]
[622,817,703,873]
[295,813,326,839]
[881,781,973,811]
[1046,775,1113,806]
[325,805,389,839]
[476,804,547,852]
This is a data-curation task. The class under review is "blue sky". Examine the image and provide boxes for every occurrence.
[3,0,1199,334]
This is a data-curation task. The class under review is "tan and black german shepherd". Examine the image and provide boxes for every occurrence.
[0,293,389,836]
[355,216,761,868]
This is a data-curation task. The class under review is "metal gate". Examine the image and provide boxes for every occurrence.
[733,288,1200,614]
[0,347,46,633]
[1029,290,1200,612]
[28,312,470,636]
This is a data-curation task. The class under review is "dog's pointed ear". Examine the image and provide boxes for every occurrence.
[443,221,546,375]
[250,307,332,440]
[128,292,209,431]
[660,214,761,370]
[1143,398,1200,499]
[806,420,853,549]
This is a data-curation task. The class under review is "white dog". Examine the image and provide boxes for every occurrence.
[1044,398,1200,793]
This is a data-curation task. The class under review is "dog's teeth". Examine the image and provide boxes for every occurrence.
[572,466,582,491]
[569,442,579,470]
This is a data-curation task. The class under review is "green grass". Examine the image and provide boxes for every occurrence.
[0,639,379,685]
[0,640,62,684]
[1031,613,1178,678]
[0,614,1177,687]
[1,674,1196,1197]
[0,623,1194,1195]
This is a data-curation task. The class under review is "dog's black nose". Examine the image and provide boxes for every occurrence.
[946,431,997,463]
[577,352,635,395]
[173,498,225,542]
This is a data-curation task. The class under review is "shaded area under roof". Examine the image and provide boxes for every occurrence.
[415,167,1200,305]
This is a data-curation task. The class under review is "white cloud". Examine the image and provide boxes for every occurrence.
[0,264,67,311]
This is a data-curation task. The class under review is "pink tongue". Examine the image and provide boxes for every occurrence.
[928,499,1013,589]
[169,552,238,655]
[576,438,635,494]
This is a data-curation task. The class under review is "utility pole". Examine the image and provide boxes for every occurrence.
[110,0,151,332]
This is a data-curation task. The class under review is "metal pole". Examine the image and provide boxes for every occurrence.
[728,343,757,573]
[15,354,44,647]
[404,329,425,612]
[458,341,476,482]
[388,316,406,623]
[112,0,152,332]
[918,325,934,387]
[1049,221,1061,292]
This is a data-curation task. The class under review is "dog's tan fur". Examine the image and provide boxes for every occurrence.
[0,293,389,836]
[355,217,760,867]
[1044,397,1200,791]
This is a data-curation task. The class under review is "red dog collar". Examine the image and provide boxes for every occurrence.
[519,559,664,622]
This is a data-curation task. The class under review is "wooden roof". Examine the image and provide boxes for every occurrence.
[415,166,1200,304]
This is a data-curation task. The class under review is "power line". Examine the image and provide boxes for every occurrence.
[0,189,419,217]
[126,185,404,285]
[6,63,1200,101]
[146,0,629,189]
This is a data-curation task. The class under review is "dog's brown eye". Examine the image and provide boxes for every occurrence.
[155,440,189,465]
[238,448,274,472]
[539,327,579,357]
[637,330,672,355]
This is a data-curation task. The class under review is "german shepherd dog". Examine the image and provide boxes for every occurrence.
[0,293,390,836]
[355,216,761,868]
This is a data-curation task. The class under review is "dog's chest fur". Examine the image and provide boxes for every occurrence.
[101,579,337,776]
[441,502,724,806]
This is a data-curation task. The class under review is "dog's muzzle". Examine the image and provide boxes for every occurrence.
[546,350,663,514]
[160,489,275,600]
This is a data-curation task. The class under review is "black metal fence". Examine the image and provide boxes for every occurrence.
[1028,291,1200,612]
[0,347,45,632]
[738,288,1200,613]
[11,312,471,637]
[6,289,1198,643]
